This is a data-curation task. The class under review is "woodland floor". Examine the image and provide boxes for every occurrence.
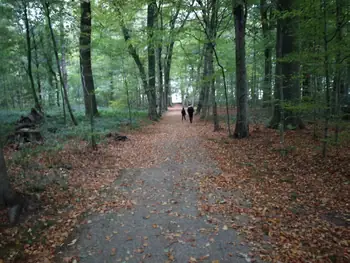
[0,105,349,263]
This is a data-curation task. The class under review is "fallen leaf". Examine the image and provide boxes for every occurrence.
[110,248,117,256]
[199,254,210,260]
[135,248,144,253]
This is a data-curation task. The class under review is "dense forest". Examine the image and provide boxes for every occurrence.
[1,0,350,136]
[0,0,349,262]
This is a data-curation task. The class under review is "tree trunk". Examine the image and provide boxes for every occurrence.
[44,2,77,125]
[147,0,158,120]
[60,9,69,94]
[211,78,219,131]
[164,42,175,108]
[200,43,211,119]
[157,46,163,115]
[269,0,304,129]
[31,28,42,103]
[0,148,24,225]
[260,0,272,107]
[79,0,98,116]
[195,43,205,114]
[44,50,60,107]
[119,12,157,119]
[233,2,249,138]
[157,1,164,115]
[210,0,219,130]
[333,0,345,142]
[302,73,311,98]
[230,73,235,106]
[40,24,59,107]
[322,0,331,157]
[23,1,41,112]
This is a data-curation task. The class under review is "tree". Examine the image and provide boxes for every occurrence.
[260,0,272,108]
[157,0,164,114]
[79,0,98,116]
[147,0,158,120]
[163,0,193,108]
[43,1,78,125]
[269,0,304,129]
[193,0,221,132]
[233,0,249,138]
[23,0,41,112]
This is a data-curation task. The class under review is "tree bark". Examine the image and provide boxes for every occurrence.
[23,1,41,112]
[195,43,205,114]
[269,0,304,129]
[157,0,164,114]
[60,7,69,95]
[79,0,98,116]
[119,15,157,120]
[195,0,218,128]
[31,28,42,103]
[260,0,272,107]
[200,43,211,119]
[164,42,175,108]
[147,0,158,120]
[333,0,345,142]
[163,0,192,109]
[44,2,77,125]
[233,1,249,138]
[40,23,59,106]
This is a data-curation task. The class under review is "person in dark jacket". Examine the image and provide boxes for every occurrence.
[187,105,194,123]
[181,107,187,121]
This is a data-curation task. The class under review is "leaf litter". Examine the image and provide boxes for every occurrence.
[200,121,350,263]
[1,109,349,263]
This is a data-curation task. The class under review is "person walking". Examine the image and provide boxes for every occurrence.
[187,105,194,123]
[181,107,187,121]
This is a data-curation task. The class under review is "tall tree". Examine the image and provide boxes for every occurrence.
[163,0,193,108]
[260,0,272,107]
[79,0,98,116]
[147,0,158,120]
[31,27,42,103]
[60,5,69,96]
[43,2,77,125]
[233,0,249,138]
[157,0,164,114]
[23,0,41,112]
[115,3,158,120]
[269,0,304,129]
[194,0,219,130]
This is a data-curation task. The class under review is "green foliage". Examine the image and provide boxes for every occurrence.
[0,108,148,156]
[109,99,128,109]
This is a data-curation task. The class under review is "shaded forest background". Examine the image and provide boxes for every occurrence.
[0,0,350,141]
[0,0,350,262]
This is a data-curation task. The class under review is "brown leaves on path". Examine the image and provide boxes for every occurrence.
[1,124,167,263]
[0,108,211,263]
[200,122,350,263]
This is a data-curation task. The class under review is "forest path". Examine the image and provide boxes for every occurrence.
[56,105,257,263]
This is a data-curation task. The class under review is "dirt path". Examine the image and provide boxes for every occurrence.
[56,106,258,263]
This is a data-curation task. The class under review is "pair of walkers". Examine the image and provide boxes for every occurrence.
[181,105,194,123]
